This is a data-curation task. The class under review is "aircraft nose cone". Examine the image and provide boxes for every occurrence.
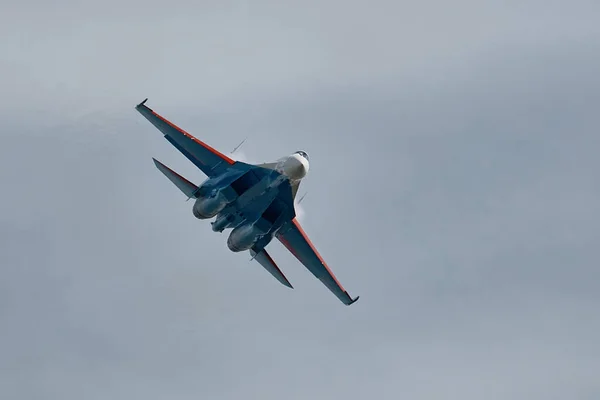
[298,156,309,177]
[284,155,309,179]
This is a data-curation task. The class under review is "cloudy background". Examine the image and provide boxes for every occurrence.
[1,1,599,399]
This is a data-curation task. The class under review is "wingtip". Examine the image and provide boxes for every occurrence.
[136,98,148,108]
[346,294,360,306]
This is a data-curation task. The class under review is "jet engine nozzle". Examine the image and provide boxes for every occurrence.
[227,223,263,252]
[192,191,228,219]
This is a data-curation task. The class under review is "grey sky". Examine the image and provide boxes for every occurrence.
[1,1,599,399]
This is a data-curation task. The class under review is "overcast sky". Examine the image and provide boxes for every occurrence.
[1,1,599,399]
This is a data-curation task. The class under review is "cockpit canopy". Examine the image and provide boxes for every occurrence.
[294,151,309,161]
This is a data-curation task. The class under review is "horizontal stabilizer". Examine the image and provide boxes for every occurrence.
[250,248,293,289]
[153,158,198,198]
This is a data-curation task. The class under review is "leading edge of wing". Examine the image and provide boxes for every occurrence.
[278,218,359,306]
[135,98,235,174]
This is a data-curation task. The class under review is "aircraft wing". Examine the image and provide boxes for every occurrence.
[277,218,359,305]
[135,99,235,177]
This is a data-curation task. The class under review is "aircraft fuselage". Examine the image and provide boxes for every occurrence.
[191,151,310,253]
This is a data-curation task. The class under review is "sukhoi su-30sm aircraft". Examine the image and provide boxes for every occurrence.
[135,99,359,306]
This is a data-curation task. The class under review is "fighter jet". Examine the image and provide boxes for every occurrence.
[135,99,359,306]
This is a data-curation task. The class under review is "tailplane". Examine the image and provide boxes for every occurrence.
[153,158,198,198]
[250,247,293,289]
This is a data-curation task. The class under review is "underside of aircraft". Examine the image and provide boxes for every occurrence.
[135,98,359,306]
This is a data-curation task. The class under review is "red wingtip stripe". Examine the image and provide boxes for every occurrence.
[152,111,235,165]
[290,218,346,291]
